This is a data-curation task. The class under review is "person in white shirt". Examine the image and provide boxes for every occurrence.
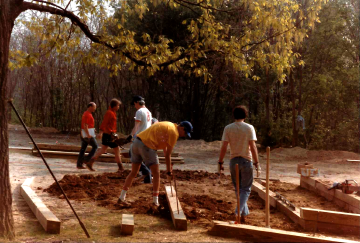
[127,96,153,183]
[218,105,260,223]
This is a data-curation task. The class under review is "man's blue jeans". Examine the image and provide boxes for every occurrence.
[77,137,98,167]
[230,157,253,216]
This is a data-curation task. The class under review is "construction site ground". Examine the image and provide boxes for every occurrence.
[8,124,360,242]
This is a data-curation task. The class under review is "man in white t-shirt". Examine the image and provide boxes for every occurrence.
[218,105,260,223]
[127,96,153,183]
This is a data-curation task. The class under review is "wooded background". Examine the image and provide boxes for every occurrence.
[8,0,359,152]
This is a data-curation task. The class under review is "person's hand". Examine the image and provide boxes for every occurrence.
[167,171,173,181]
[126,135,133,143]
[254,162,261,176]
[87,134,92,139]
[218,161,224,171]
[97,133,103,140]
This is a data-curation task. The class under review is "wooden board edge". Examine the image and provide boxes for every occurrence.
[210,220,358,243]
[20,182,61,234]
[165,186,187,231]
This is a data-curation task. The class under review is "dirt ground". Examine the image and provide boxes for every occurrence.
[7,124,360,242]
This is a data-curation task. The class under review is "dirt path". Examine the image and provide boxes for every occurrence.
[7,124,360,242]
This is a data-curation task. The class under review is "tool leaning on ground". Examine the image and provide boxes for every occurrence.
[328,179,360,194]
[8,99,91,238]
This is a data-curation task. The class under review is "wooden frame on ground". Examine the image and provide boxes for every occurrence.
[165,186,187,231]
[20,177,61,234]
[210,220,359,242]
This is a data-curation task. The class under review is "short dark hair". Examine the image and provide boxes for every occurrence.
[233,105,248,119]
[87,102,96,108]
[110,98,122,108]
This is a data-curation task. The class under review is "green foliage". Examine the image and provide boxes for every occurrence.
[10,0,326,81]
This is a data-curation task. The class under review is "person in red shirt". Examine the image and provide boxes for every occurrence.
[77,102,98,169]
[86,98,124,171]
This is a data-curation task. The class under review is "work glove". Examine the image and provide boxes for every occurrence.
[110,132,119,142]
[125,135,133,143]
[218,161,224,171]
[254,162,261,176]
[114,138,127,147]
[167,171,173,181]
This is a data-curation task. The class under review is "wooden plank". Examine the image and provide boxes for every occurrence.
[334,190,360,209]
[22,177,35,187]
[300,180,315,192]
[210,221,357,242]
[252,182,302,225]
[298,218,318,231]
[20,180,61,234]
[9,146,33,151]
[31,143,179,157]
[349,204,360,214]
[165,186,187,231]
[316,221,360,235]
[300,207,318,221]
[121,214,134,235]
[315,181,335,201]
[301,207,360,227]
[318,210,360,227]
[300,176,316,188]
[276,201,302,225]
[251,182,277,208]
[32,150,184,164]
[301,177,350,210]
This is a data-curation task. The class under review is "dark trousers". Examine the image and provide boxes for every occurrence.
[77,136,98,167]
[129,148,152,183]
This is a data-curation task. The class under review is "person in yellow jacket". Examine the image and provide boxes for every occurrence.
[117,121,193,206]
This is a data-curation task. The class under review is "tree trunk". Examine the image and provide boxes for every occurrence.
[290,71,298,147]
[0,0,15,239]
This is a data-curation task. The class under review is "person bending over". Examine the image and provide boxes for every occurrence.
[118,121,193,206]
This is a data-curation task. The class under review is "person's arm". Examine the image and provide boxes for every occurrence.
[249,140,260,169]
[131,121,141,136]
[218,141,229,162]
[84,124,91,138]
[98,113,108,139]
[164,145,173,173]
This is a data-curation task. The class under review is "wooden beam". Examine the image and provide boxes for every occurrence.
[31,143,179,157]
[300,208,360,227]
[300,176,360,213]
[165,186,187,231]
[20,178,61,234]
[121,214,134,235]
[32,150,184,164]
[210,221,358,242]
[252,181,277,208]
[252,182,303,225]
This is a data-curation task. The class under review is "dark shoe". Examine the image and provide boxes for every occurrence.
[77,165,86,169]
[143,175,152,184]
[85,159,95,171]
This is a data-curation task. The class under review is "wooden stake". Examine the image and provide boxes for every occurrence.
[235,164,240,223]
[266,146,270,227]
